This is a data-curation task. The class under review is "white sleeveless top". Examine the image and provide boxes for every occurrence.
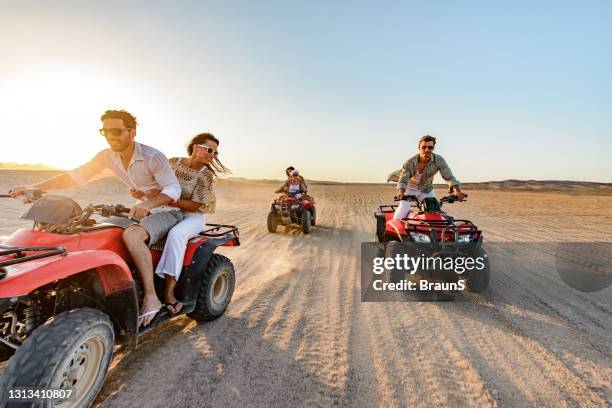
[288,183,301,193]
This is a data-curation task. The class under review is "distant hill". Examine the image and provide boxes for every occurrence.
[224,177,611,189]
[451,179,612,190]
[0,162,61,171]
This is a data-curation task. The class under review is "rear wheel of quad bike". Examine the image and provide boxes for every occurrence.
[465,247,491,293]
[385,241,406,283]
[0,308,114,408]
[301,210,312,234]
[309,207,316,226]
[267,211,279,233]
[188,254,236,322]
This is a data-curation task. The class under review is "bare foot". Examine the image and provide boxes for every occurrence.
[139,295,162,327]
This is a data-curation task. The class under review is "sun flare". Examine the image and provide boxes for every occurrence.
[0,64,146,169]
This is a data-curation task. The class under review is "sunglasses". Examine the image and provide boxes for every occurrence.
[421,145,434,150]
[99,128,131,138]
[195,144,219,155]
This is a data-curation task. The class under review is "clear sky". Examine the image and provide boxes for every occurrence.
[1,1,610,183]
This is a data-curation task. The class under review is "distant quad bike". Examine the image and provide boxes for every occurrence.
[0,193,240,407]
[374,194,490,293]
[267,194,316,234]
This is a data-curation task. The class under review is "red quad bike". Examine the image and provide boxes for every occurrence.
[374,194,490,293]
[267,194,316,234]
[0,193,240,407]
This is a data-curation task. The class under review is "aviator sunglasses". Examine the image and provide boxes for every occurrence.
[99,128,131,138]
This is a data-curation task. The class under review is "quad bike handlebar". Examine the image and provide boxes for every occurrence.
[2,188,45,202]
[392,194,467,213]
[394,194,467,204]
[39,203,133,233]
[440,194,468,204]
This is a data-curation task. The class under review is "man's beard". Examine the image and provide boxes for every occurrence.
[108,139,131,152]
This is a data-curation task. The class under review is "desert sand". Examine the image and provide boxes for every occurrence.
[0,171,610,407]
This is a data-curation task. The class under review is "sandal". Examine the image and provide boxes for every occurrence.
[166,301,184,315]
[138,307,163,327]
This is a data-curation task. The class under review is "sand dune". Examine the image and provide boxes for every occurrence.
[0,172,610,407]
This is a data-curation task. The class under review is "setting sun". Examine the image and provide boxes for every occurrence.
[0,64,152,169]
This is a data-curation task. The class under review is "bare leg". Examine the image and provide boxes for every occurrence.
[123,225,162,326]
[164,276,183,314]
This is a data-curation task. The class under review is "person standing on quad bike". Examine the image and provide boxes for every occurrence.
[394,135,466,219]
[9,109,182,327]
[274,166,308,194]
[131,133,231,315]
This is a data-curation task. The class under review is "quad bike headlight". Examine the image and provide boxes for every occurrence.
[458,234,473,243]
[409,232,431,243]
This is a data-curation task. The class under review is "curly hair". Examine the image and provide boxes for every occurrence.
[186,133,231,176]
[100,110,137,129]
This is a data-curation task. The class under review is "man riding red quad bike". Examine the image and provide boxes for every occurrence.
[374,194,490,293]
[0,192,240,407]
[267,194,316,234]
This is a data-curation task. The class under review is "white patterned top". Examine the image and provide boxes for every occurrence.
[169,157,215,214]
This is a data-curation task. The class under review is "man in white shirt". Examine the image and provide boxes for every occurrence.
[10,110,181,327]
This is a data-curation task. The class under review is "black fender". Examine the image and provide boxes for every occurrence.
[175,236,235,312]
[101,282,139,344]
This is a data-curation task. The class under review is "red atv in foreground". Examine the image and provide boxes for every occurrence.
[374,194,490,293]
[0,193,240,407]
[267,194,316,234]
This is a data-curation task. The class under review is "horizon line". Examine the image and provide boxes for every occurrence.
[0,168,610,186]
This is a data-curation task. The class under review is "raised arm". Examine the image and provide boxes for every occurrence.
[9,173,76,196]
[9,150,110,196]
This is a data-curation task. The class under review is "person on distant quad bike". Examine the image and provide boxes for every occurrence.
[279,169,309,200]
[275,166,308,194]
[130,133,230,315]
[9,109,182,327]
[393,135,466,220]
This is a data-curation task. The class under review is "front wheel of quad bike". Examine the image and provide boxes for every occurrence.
[301,210,312,234]
[465,247,491,293]
[0,308,114,408]
[385,241,406,284]
[189,254,236,322]
[267,211,279,233]
[309,207,316,226]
